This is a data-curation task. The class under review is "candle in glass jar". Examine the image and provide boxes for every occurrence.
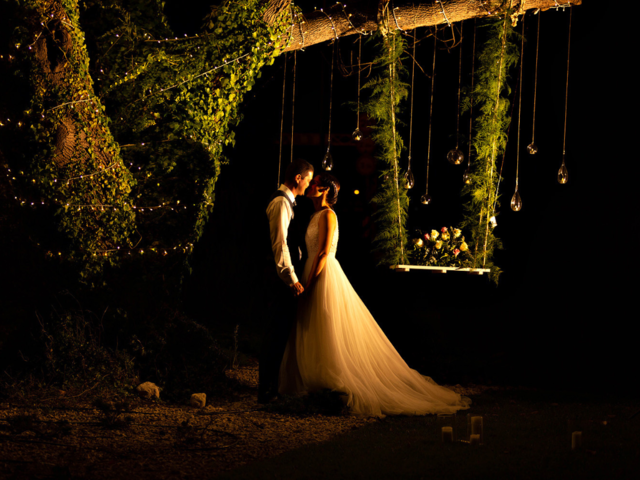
[471,416,483,441]
[441,426,453,442]
[571,431,582,450]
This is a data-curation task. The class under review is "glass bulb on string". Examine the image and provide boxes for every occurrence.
[322,148,333,171]
[420,193,432,205]
[527,142,538,154]
[352,128,363,141]
[462,168,471,184]
[558,157,568,184]
[510,189,522,211]
[447,148,464,165]
[403,165,415,189]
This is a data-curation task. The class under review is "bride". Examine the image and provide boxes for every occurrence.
[279,172,471,417]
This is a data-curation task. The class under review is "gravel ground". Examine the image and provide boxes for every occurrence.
[0,364,375,479]
[0,363,491,479]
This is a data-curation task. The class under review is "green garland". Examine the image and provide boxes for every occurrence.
[362,31,409,267]
[461,9,521,284]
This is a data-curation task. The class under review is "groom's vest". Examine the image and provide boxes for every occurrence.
[265,190,295,266]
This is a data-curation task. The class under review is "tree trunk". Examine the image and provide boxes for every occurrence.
[22,0,135,264]
[269,0,582,51]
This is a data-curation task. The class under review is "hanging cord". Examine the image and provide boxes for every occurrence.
[561,8,572,160]
[290,51,297,163]
[455,21,463,150]
[515,15,525,193]
[425,31,437,197]
[481,7,511,267]
[467,19,477,171]
[356,35,361,132]
[389,36,405,264]
[407,27,416,172]
[490,52,521,228]
[530,12,540,147]
[328,41,336,152]
[277,53,287,187]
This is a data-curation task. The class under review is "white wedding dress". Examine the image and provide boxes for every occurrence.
[279,209,471,417]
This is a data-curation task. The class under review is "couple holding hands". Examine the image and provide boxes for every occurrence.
[261,159,469,417]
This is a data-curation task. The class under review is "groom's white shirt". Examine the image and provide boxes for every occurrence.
[266,184,298,287]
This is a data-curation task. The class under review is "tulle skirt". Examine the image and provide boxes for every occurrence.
[279,254,471,417]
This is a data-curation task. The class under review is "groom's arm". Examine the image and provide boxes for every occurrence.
[266,197,301,290]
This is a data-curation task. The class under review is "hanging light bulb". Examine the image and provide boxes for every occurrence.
[420,193,432,205]
[489,216,498,228]
[447,148,464,165]
[511,189,522,211]
[352,128,363,141]
[527,142,538,154]
[462,168,471,184]
[558,155,568,184]
[403,168,415,189]
[322,148,334,171]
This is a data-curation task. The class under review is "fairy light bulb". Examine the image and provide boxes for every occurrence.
[527,142,538,154]
[447,148,464,165]
[403,168,415,189]
[322,148,334,171]
[510,189,522,211]
[462,169,471,184]
[352,128,362,141]
[420,194,432,205]
[558,155,568,184]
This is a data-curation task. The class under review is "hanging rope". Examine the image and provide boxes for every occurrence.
[328,41,335,146]
[389,36,405,264]
[465,19,477,183]
[447,20,464,165]
[407,27,416,176]
[422,30,437,204]
[529,11,540,153]
[290,51,297,163]
[511,14,526,211]
[353,35,362,140]
[277,53,287,187]
[323,41,336,171]
[559,7,573,183]
[456,22,463,151]
[481,7,511,267]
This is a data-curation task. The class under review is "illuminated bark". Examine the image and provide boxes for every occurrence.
[263,0,582,51]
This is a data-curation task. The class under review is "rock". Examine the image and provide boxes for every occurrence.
[136,382,160,399]
[190,393,206,408]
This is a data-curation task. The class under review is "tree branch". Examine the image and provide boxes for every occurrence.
[267,0,581,52]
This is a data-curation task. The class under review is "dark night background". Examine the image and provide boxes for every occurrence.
[180,1,637,394]
[2,1,636,394]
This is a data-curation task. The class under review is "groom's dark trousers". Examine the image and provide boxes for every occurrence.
[259,270,297,400]
[259,193,306,401]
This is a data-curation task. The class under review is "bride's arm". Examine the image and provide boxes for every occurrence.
[305,209,337,292]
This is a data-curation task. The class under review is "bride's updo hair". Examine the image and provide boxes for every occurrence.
[318,172,340,206]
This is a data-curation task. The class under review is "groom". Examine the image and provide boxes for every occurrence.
[260,158,314,404]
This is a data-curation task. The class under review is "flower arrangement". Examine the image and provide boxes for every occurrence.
[409,226,474,268]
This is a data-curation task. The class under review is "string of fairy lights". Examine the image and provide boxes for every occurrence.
[2,2,579,260]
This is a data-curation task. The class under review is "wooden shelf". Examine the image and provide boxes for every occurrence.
[392,265,490,275]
